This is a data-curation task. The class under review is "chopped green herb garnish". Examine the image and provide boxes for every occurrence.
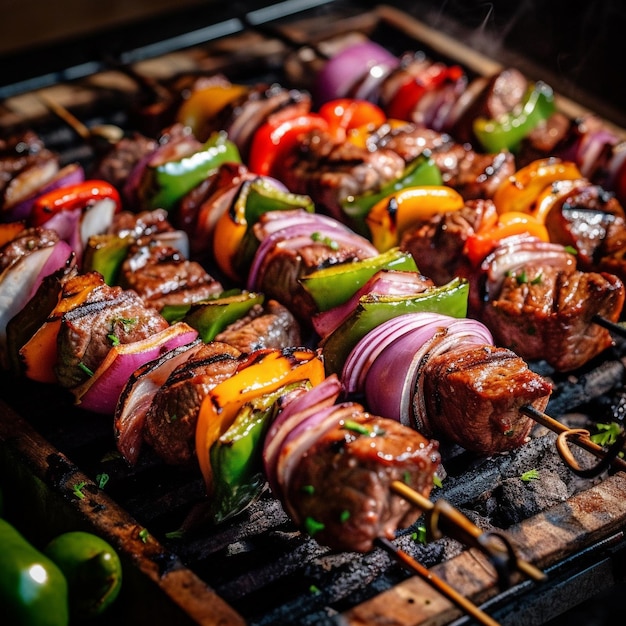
[339,510,350,523]
[304,517,325,536]
[107,333,120,346]
[165,529,185,540]
[96,473,109,489]
[139,528,150,543]
[343,420,371,436]
[433,475,443,488]
[72,481,87,499]
[564,245,578,255]
[111,316,137,330]
[309,585,321,595]
[78,362,94,377]
[530,272,543,285]
[590,422,623,447]
[310,231,339,250]
[520,469,540,482]
[515,269,528,285]
[412,525,427,544]
[302,484,315,495]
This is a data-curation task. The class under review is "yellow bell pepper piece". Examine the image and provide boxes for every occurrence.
[365,185,465,252]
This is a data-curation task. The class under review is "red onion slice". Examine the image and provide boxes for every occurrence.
[263,374,342,498]
[114,339,203,464]
[312,270,434,338]
[314,40,399,104]
[73,322,199,415]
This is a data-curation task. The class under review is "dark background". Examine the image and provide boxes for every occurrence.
[1,0,625,124]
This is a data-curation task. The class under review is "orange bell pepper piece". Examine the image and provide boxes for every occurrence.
[318,98,386,143]
[19,272,105,383]
[492,158,583,216]
[195,347,325,495]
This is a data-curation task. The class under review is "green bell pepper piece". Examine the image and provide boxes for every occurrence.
[341,154,442,234]
[232,178,315,277]
[321,277,470,376]
[162,290,265,341]
[473,81,556,153]
[82,234,133,285]
[147,131,242,211]
[0,518,70,626]
[299,247,418,312]
[209,379,312,523]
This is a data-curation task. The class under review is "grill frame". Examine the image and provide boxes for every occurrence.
[1,4,626,625]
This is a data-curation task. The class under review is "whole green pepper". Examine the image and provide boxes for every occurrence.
[0,518,70,626]
[321,277,470,376]
[209,379,311,523]
[146,131,242,211]
[44,531,123,621]
[341,154,443,234]
[473,81,556,153]
[299,247,418,312]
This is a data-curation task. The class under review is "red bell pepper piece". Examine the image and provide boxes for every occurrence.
[248,113,329,178]
[29,180,122,227]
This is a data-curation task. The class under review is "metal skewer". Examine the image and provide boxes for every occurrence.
[593,314,626,339]
[375,536,502,626]
[390,480,547,587]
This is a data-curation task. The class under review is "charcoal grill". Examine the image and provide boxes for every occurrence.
[1,2,626,625]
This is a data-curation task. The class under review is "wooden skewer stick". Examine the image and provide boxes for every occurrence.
[37,94,123,145]
[375,536,502,626]
[593,313,626,339]
[519,404,626,474]
[390,480,546,585]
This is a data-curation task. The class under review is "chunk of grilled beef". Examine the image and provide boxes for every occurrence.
[480,265,625,371]
[0,131,58,205]
[55,286,170,388]
[0,227,59,272]
[214,300,301,353]
[420,344,552,455]
[368,122,515,199]
[118,241,222,310]
[450,67,528,146]
[543,184,626,283]
[143,342,242,466]
[285,408,441,553]
[400,199,498,285]
[110,208,175,240]
[278,129,406,221]
[516,111,572,165]
[91,132,158,193]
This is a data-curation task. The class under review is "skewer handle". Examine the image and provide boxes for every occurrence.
[375,537,502,626]
[390,481,546,585]
[520,405,626,473]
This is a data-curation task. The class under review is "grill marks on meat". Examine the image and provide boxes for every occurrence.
[419,344,552,454]
[118,240,222,310]
[369,122,516,199]
[481,266,625,371]
[214,300,301,353]
[279,129,406,220]
[55,285,170,388]
[144,342,241,465]
[285,409,440,553]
